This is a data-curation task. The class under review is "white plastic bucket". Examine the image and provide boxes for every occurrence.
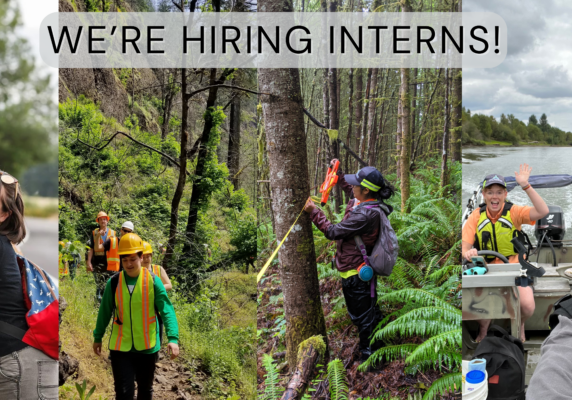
[462,361,488,400]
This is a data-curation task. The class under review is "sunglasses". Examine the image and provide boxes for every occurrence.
[121,228,132,233]
[0,171,18,200]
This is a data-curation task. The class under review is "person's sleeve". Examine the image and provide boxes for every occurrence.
[338,170,354,199]
[93,279,114,343]
[512,204,536,228]
[154,277,179,344]
[462,209,479,245]
[526,316,572,399]
[310,208,373,241]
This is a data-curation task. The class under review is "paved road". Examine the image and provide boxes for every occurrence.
[20,217,59,278]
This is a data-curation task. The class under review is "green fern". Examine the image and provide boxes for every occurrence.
[258,354,283,400]
[421,372,461,400]
[327,359,349,400]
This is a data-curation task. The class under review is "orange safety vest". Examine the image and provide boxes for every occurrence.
[93,228,116,256]
[107,236,120,271]
[59,253,69,276]
[151,264,161,277]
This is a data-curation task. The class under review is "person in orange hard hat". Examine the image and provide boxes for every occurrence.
[87,211,117,303]
[93,232,179,400]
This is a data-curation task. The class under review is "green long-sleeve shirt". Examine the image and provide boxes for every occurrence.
[93,272,179,354]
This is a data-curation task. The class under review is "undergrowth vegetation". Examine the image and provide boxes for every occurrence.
[257,158,462,399]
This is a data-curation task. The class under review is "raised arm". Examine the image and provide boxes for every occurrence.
[515,164,549,221]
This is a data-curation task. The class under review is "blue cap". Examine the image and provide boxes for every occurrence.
[466,370,486,384]
[345,166,385,192]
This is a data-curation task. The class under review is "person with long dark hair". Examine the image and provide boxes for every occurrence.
[0,170,58,399]
[304,160,395,363]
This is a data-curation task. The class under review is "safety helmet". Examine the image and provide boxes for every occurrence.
[142,241,153,255]
[96,211,109,222]
[118,233,144,255]
[121,221,134,231]
[58,241,65,249]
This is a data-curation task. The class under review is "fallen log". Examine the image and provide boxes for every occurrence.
[280,336,326,400]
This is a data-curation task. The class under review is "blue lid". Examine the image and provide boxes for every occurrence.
[358,265,374,281]
[466,370,485,384]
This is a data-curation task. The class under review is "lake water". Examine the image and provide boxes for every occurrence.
[463,146,572,240]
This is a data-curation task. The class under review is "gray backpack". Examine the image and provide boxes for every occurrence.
[353,202,399,277]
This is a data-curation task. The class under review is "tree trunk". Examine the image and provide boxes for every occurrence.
[451,68,462,163]
[440,68,450,189]
[227,92,241,188]
[359,68,372,163]
[183,68,233,253]
[163,69,189,271]
[366,69,379,166]
[400,67,411,212]
[346,69,354,173]
[410,68,418,160]
[354,68,363,171]
[259,67,328,371]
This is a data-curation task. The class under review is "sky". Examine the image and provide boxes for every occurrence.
[464,0,572,132]
[16,0,58,103]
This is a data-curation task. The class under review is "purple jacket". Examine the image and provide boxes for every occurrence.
[310,171,382,272]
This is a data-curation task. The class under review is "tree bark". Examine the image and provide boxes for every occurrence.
[359,68,372,163]
[400,67,411,212]
[227,90,241,188]
[440,68,450,189]
[163,68,188,272]
[259,66,328,371]
[354,68,363,171]
[451,68,462,163]
[346,69,354,174]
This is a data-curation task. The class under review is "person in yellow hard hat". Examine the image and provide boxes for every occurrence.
[58,241,69,277]
[87,211,117,303]
[141,241,172,291]
[93,233,179,400]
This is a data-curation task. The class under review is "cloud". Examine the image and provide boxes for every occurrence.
[464,0,572,131]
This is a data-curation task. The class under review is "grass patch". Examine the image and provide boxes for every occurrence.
[23,196,58,218]
[482,140,513,146]
[60,268,256,399]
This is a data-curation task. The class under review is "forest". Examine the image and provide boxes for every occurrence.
[462,109,572,146]
[256,0,462,398]
[58,1,257,399]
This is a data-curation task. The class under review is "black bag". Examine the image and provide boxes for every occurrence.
[549,294,572,330]
[472,325,525,400]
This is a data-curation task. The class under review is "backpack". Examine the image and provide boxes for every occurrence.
[472,325,525,400]
[353,201,398,277]
[0,251,59,360]
[549,294,572,330]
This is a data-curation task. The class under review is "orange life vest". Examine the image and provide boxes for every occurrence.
[107,236,120,271]
[93,228,116,256]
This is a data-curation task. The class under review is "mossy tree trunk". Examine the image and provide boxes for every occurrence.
[258,0,328,370]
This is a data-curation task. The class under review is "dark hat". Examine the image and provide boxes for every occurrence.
[482,174,506,189]
[345,166,385,192]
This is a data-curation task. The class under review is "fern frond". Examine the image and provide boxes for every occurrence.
[259,353,283,400]
[327,359,349,400]
[405,329,462,366]
[358,344,418,371]
[379,288,458,311]
[422,372,461,400]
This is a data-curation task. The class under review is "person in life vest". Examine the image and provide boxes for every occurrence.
[462,165,549,342]
[304,161,395,363]
[102,221,134,273]
[93,232,179,400]
[0,170,58,399]
[142,241,172,291]
[87,211,117,302]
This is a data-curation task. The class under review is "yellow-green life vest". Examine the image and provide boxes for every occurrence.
[151,264,161,277]
[474,202,521,262]
[109,268,157,351]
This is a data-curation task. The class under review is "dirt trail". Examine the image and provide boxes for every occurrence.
[151,350,206,400]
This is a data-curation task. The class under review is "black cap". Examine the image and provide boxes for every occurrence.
[345,166,385,192]
[483,174,506,189]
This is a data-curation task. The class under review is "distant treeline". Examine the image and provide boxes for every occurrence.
[462,108,572,146]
